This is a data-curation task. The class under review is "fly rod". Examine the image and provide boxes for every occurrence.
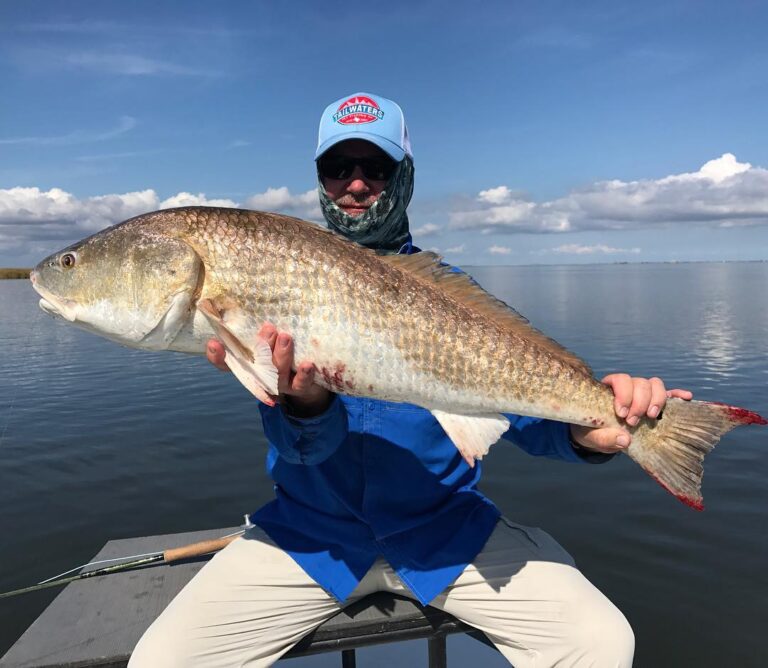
[0,532,242,600]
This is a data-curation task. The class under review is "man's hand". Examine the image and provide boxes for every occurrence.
[570,374,693,454]
[206,323,333,417]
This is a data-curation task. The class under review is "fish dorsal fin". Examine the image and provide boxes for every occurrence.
[380,252,592,375]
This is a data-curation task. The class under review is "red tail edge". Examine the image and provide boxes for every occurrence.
[649,472,704,511]
[705,401,768,426]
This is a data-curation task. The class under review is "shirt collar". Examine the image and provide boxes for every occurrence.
[397,235,421,255]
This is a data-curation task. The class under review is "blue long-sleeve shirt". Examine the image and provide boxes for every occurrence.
[251,396,600,605]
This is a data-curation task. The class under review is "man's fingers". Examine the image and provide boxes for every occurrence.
[572,425,631,453]
[257,323,278,350]
[273,332,294,394]
[206,339,230,372]
[292,362,316,393]
[592,429,632,452]
[647,377,667,418]
[604,372,693,425]
[602,374,633,419]
[593,428,632,452]
[667,388,694,400]
[626,378,652,426]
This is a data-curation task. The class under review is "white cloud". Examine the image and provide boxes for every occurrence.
[488,245,512,255]
[450,154,768,233]
[445,244,466,254]
[0,186,158,229]
[550,244,641,255]
[411,223,441,236]
[0,116,137,146]
[246,186,311,209]
[0,185,323,258]
[245,187,321,220]
[160,192,238,209]
[0,187,159,256]
[477,186,513,205]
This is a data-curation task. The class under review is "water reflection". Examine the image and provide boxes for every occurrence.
[695,301,739,380]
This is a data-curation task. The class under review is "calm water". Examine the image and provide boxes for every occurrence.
[1,263,767,667]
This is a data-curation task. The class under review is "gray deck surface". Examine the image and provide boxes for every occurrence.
[0,528,478,667]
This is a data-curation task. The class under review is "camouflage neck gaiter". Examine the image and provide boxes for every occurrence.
[318,156,414,255]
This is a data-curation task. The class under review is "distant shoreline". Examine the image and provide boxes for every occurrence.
[1,260,765,279]
[0,269,30,279]
[461,259,768,269]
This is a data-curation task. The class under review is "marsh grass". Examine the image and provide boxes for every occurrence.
[0,269,31,279]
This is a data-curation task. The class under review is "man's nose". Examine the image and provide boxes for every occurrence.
[345,166,370,194]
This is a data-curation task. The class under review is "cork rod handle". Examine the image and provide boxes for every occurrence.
[163,534,241,562]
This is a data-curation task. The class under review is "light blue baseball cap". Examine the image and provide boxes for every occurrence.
[315,92,413,162]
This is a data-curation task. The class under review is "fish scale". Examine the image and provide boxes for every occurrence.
[30,206,766,510]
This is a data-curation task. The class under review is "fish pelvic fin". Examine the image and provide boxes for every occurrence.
[380,253,592,376]
[626,398,767,510]
[431,410,510,467]
[198,298,278,407]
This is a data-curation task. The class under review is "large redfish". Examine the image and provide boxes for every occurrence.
[30,207,766,509]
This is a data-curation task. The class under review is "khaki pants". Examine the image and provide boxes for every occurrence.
[129,519,634,667]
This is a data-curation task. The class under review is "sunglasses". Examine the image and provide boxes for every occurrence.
[318,155,397,181]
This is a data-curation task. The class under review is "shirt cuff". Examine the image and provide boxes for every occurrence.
[259,395,348,465]
[281,394,339,425]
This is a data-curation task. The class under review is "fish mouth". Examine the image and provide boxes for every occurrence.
[32,281,80,323]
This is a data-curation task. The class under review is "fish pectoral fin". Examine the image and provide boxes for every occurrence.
[198,299,279,407]
[141,290,194,350]
[431,410,510,467]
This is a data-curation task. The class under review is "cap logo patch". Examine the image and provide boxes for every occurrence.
[333,96,384,125]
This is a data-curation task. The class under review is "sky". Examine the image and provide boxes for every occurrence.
[1,0,768,267]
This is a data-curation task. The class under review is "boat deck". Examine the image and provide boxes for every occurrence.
[0,528,492,667]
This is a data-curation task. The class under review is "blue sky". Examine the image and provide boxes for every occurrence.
[1,0,767,266]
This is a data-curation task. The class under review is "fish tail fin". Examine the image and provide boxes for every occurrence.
[626,398,766,510]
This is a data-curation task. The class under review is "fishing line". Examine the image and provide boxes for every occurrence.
[0,555,165,599]
[37,550,164,585]
[0,528,246,599]
[36,528,245,585]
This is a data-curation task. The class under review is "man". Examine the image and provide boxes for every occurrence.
[130,93,691,667]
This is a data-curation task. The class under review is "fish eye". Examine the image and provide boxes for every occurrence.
[60,253,77,269]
